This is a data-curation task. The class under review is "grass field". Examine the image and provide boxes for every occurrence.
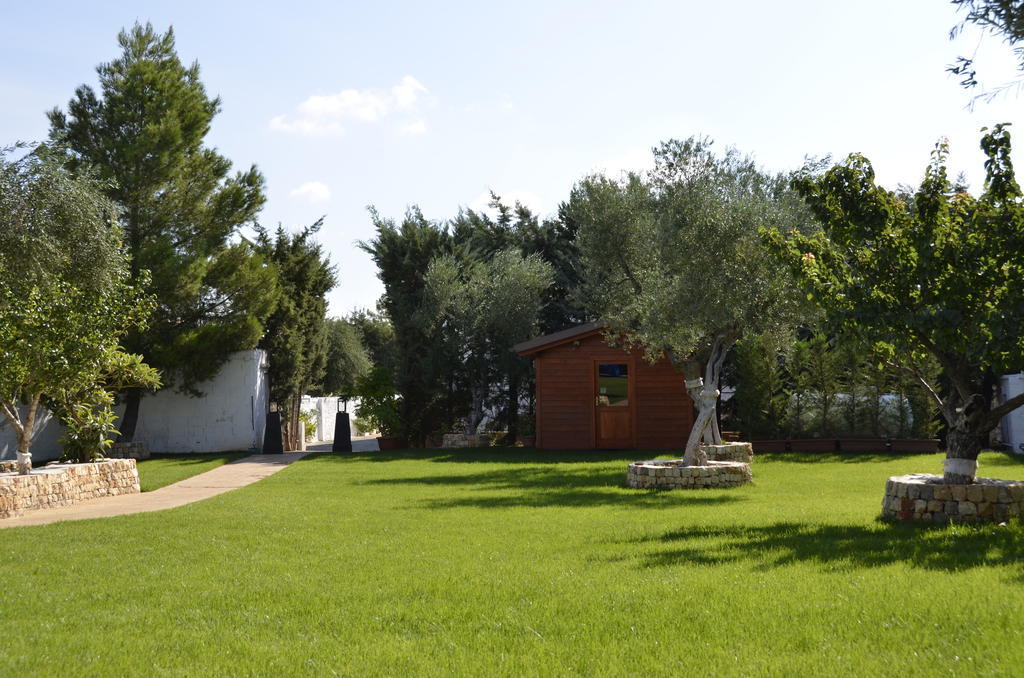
[136,452,250,492]
[2,449,1023,676]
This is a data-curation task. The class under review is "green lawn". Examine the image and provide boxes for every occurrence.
[136,452,249,492]
[2,449,1023,676]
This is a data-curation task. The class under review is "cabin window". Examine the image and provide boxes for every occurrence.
[597,363,629,406]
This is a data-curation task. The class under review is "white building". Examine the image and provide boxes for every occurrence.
[299,395,360,442]
[0,350,269,462]
[1000,373,1024,455]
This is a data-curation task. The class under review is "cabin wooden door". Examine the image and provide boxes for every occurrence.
[595,362,633,448]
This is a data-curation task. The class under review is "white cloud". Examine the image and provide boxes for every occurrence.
[392,75,428,109]
[289,181,331,202]
[398,120,427,135]
[270,76,431,136]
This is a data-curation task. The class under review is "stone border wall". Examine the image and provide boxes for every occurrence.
[882,473,1024,524]
[703,442,753,463]
[627,460,752,489]
[0,459,139,519]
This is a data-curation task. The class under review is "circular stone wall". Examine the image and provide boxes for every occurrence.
[627,460,752,490]
[703,442,753,463]
[882,473,1024,524]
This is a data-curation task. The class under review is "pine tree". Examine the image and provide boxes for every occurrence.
[47,23,277,441]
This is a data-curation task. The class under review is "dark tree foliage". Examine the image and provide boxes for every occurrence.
[447,196,583,436]
[425,249,551,436]
[256,220,336,450]
[347,308,398,374]
[47,23,277,441]
[950,0,1024,97]
[312,318,371,401]
[360,193,581,444]
[360,208,454,445]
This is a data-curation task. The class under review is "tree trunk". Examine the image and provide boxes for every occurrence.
[4,393,41,475]
[289,389,305,450]
[507,368,520,443]
[466,384,485,435]
[681,337,730,465]
[117,387,143,443]
[943,427,983,484]
[941,389,988,483]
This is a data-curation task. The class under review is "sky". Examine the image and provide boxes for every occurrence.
[3,1,1022,315]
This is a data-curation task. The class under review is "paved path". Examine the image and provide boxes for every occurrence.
[1,452,310,529]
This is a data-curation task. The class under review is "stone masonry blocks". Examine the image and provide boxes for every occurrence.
[881,473,1024,525]
[627,459,753,490]
[702,442,754,463]
[0,459,140,519]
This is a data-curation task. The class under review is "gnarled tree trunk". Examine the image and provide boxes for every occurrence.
[942,391,989,484]
[679,335,731,466]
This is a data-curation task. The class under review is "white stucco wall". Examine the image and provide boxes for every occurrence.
[123,349,268,454]
[1001,374,1024,455]
[0,406,62,461]
[0,350,268,461]
[298,396,359,441]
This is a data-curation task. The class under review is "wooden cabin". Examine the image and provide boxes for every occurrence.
[513,322,694,450]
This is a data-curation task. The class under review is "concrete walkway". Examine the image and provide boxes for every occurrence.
[1,452,310,529]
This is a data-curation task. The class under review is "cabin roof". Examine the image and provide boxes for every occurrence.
[512,321,606,356]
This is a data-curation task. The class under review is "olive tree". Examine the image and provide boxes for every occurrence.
[0,144,154,472]
[425,249,552,434]
[767,125,1024,483]
[570,138,814,465]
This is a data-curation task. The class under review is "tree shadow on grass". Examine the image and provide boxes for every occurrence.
[362,464,746,510]
[637,521,1024,576]
[756,452,933,464]
[316,448,677,465]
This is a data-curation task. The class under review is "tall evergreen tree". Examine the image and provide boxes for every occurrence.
[255,221,336,450]
[47,23,277,441]
[360,208,453,445]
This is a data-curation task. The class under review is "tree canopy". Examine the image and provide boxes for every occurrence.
[766,124,1024,482]
[359,207,453,444]
[424,248,552,434]
[0,145,154,472]
[570,137,814,463]
[256,221,336,450]
[48,22,277,440]
[313,318,371,402]
[950,0,1024,96]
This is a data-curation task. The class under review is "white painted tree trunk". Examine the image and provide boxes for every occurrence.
[681,337,729,466]
[2,394,40,475]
